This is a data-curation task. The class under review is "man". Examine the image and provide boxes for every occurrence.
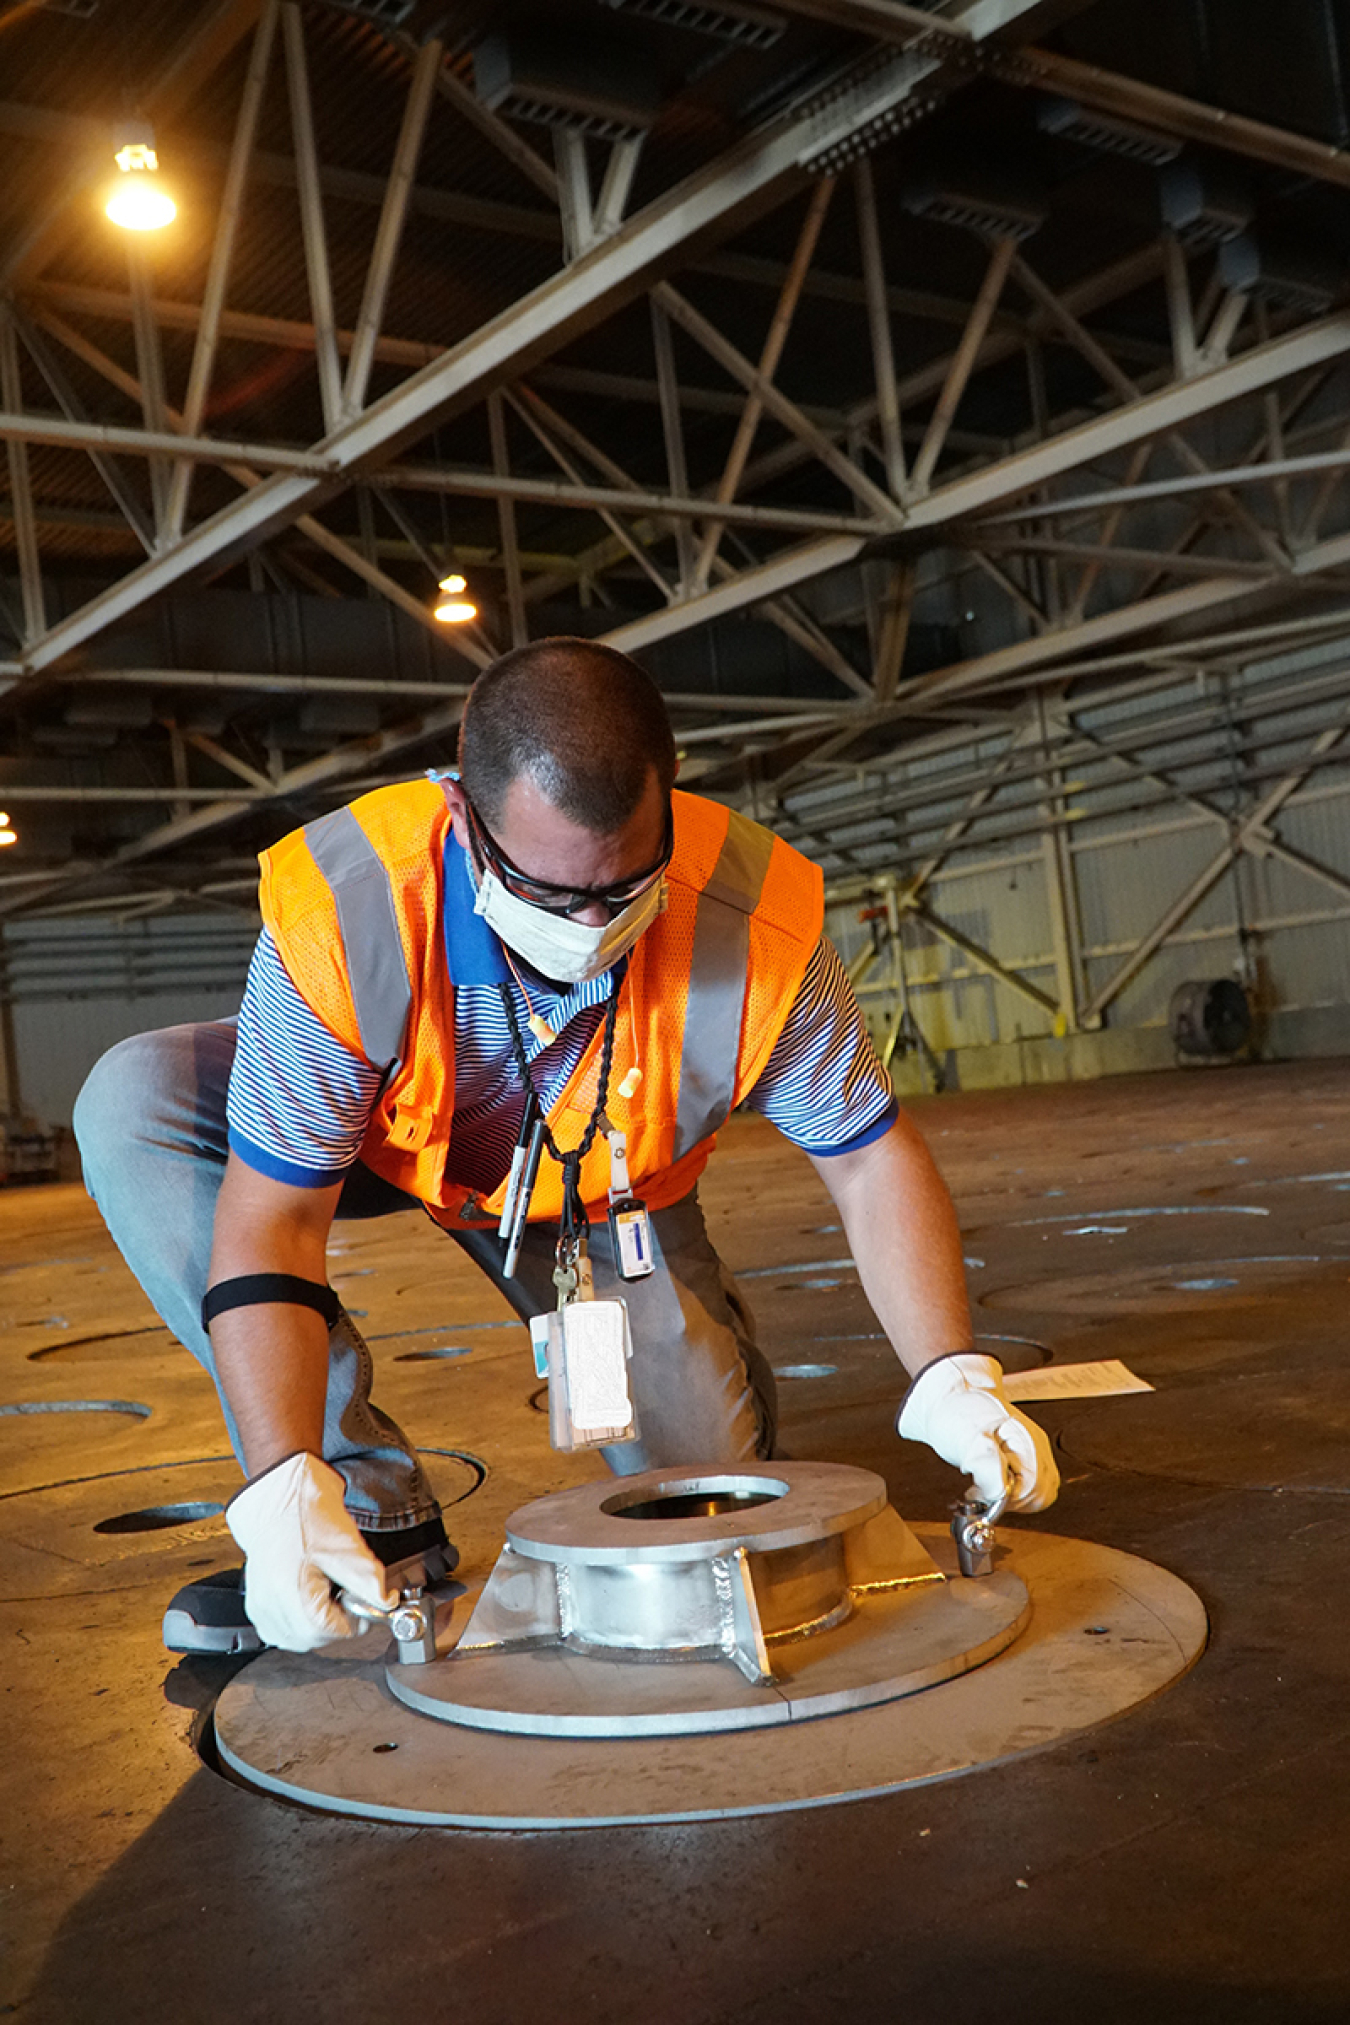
[74,637,1056,1656]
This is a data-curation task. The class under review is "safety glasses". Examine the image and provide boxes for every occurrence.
[462,792,673,920]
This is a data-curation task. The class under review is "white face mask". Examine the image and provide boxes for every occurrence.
[472,863,667,985]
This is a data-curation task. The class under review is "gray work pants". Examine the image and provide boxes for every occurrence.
[72,1020,776,1536]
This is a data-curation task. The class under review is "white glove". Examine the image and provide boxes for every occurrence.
[226,1450,396,1652]
[897,1353,1060,1513]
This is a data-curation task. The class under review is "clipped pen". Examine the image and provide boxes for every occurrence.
[503,1111,547,1279]
[498,1093,538,1239]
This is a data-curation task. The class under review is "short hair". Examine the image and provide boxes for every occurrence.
[458,637,678,833]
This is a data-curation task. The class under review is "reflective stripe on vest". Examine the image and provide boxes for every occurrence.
[672,809,775,1160]
[304,806,411,1068]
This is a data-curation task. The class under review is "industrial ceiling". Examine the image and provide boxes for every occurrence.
[4,0,1350,927]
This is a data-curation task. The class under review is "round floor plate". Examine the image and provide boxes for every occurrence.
[213,1527,1207,1828]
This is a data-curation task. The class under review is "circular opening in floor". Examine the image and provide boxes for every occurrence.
[775,1362,838,1379]
[602,1476,790,1522]
[94,1501,225,1534]
[393,1348,471,1362]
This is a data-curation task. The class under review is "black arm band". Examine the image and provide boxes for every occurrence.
[201,1274,342,1332]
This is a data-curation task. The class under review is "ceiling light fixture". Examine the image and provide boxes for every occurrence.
[435,574,477,623]
[105,122,177,232]
[0,812,16,847]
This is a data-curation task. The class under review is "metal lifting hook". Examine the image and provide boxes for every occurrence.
[950,1480,1011,1580]
[340,1585,438,1664]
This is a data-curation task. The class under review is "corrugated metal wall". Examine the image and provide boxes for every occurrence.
[2,914,256,1126]
[817,640,1350,1080]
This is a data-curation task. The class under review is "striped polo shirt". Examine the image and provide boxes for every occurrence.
[226,834,897,1193]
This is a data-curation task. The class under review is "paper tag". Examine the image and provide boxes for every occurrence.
[1003,1358,1154,1402]
[562,1300,634,1432]
[529,1312,552,1380]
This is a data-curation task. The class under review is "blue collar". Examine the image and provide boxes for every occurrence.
[440,833,628,1009]
[442,833,514,987]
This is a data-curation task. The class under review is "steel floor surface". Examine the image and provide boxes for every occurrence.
[4,1060,1350,2022]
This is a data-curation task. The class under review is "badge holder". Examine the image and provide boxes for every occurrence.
[529,1225,640,1454]
[601,1115,655,1282]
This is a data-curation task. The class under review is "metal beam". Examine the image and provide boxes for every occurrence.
[0,695,471,920]
[595,309,1350,654]
[854,159,906,500]
[735,244,1167,503]
[57,668,831,716]
[1013,45,1350,194]
[973,444,1350,525]
[554,129,595,266]
[909,898,1060,1015]
[594,138,644,243]
[0,310,44,644]
[21,281,857,429]
[127,248,171,538]
[774,0,1350,192]
[25,281,445,375]
[343,36,442,419]
[604,535,869,653]
[690,178,836,590]
[0,412,334,474]
[656,280,903,526]
[650,301,695,591]
[909,236,1016,496]
[903,314,1350,532]
[281,2,343,434]
[874,560,917,701]
[487,392,527,649]
[11,312,154,555]
[166,0,278,539]
[506,387,676,603]
[1008,246,1287,570]
[974,535,1275,581]
[899,520,1350,712]
[1080,704,1350,1021]
[4,44,946,684]
[386,456,886,537]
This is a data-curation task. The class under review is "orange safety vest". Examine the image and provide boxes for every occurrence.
[258,781,823,1228]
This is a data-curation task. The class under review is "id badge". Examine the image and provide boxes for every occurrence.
[608,1196,655,1281]
[562,1299,635,1435]
[530,1300,639,1450]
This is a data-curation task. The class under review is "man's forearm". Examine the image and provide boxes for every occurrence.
[809,1116,974,1380]
[210,1306,332,1477]
[208,1152,344,1477]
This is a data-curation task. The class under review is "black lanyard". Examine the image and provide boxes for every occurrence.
[498,980,621,1247]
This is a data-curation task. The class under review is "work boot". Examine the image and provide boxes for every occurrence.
[161,1518,459,1655]
[162,1566,261,1656]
